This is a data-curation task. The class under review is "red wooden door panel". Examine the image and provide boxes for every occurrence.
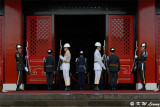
[26,16,52,84]
[0,16,3,83]
[157,15,160,83]
[108,15,134,83]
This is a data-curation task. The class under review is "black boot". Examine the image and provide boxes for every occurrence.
[139,84,146,91]
[143,84,146,90]
[47,85,50,90]
[111,86,114,90]
[16,85,23,91]
[113,85,116,90]
[80,85,82,90]
[81,85,84,90]
[64,86,68,91]
[50,85,53,90]
[67,86,71,91]
[94,85,100,91]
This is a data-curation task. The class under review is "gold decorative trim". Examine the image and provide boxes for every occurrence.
[30,78,46,81]
[118,78,131,80]
[120,59,131,61]
[120,65,131,74]
[30,59,44,62]
[30,66,44,75]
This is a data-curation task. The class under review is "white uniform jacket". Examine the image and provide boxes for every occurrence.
[94,49,105,71]
[60,50,71,71]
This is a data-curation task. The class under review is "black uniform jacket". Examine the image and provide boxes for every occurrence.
[44,56,55,73]
[15,51,25,71]
[76,56,87,73]
[107,54,120,73]
[136,50,148,70]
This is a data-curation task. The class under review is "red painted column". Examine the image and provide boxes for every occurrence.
[137,0,155,89]
[4,0,22,84]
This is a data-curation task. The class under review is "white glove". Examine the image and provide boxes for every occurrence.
[25,67,29,72]
[135,55,138,58]
[59,55,63,59]
[102,54,106,58]
[103,66,106,70]
[25,55,28,59]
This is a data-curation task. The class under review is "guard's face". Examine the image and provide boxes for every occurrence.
[18,48,22,52]
[97,46,101,51]
[141,46,145,51]
[64,48,68,51]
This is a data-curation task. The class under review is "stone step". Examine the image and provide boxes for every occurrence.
[0,91,159,106]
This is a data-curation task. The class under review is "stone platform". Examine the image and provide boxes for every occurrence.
[0,90,160,107]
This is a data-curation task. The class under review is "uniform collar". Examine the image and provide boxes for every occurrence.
[17,51,21,54]
[142,49,146,52]
[96,49,100,52]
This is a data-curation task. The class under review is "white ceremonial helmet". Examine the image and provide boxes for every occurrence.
[141,42,147,48]
[80,51,83,54]
[95,42,101,47]
[64,43,70,48]
[16,44,22,49]
[48,49,52,53]
[110,48,115,53]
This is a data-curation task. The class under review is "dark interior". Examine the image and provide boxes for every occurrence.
[55,15,105,89]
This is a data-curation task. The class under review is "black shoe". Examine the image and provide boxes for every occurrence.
[50,85,53,90]
[139,84,146,91]
[111,86,114,90]
[48,86,50,90]
[64,87,68,91]
[94,85,100,91]
[67,87,71,91]
[80,85,82,90]
[16,88,23,91]
[81,86,84,90]
[113,85,116,90]
[139,88,144,91]
[139,88,146,91]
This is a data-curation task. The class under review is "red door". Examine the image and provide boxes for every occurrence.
[0,16,3,82]
[157,15,160,83]
[26,16,52,84]
[108,15,134,83]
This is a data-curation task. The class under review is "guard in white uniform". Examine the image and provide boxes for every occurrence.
[59,43,71,91]
[94,42,106,91]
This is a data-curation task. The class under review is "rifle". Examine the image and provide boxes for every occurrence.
[131,41,138,74]
[57,40,62,72]
[103,40,109,73]
[26,41,31,75]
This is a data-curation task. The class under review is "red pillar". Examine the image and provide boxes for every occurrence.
[4,0,22,90]
[137,0,156,90]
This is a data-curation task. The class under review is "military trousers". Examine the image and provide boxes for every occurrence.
[17,70,23,86]
[94,70,102,85]
[63,70,70,86]
[46,72,54,86]
[78,72,85,85]
[109,72,118,86]
[139,69,146,85]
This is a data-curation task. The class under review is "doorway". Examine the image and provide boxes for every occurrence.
[55,15,105,89]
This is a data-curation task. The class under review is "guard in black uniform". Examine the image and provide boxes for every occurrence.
[107,48,120,90]
[135,43,148,91]
[15,44,30,91]
[44,49,56,90]
[76,51,87,90]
